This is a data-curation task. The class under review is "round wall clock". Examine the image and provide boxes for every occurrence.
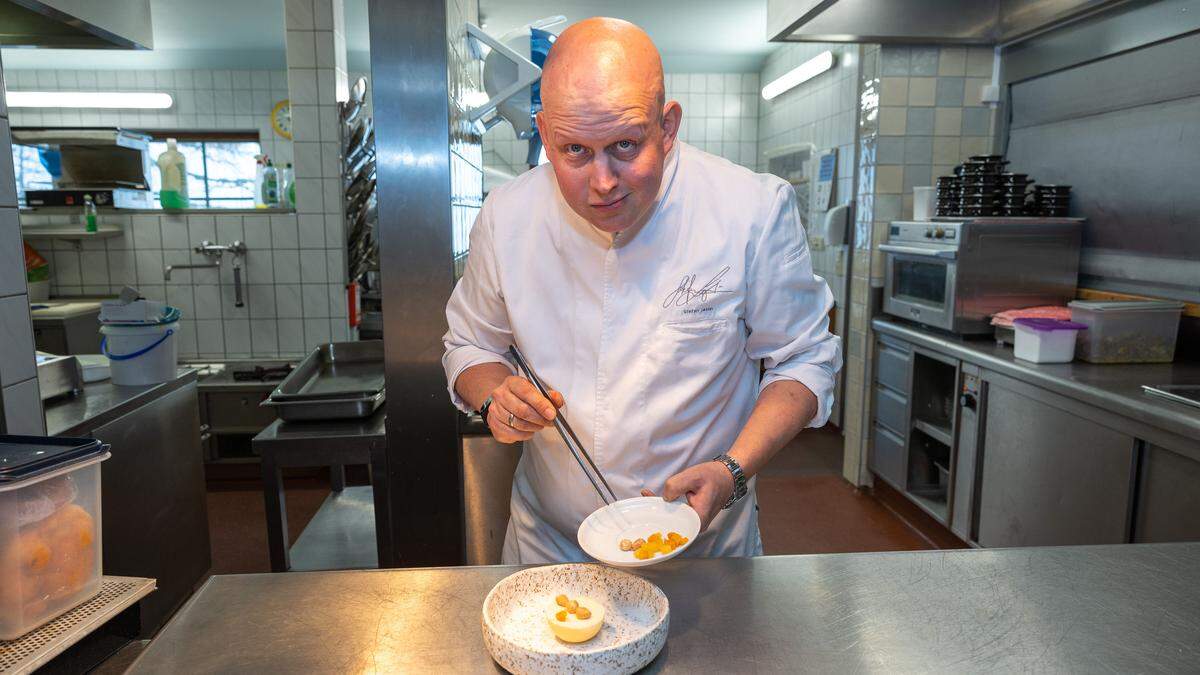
[271,99,293,140]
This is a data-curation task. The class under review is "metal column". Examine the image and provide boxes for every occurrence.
[368,0,465,566]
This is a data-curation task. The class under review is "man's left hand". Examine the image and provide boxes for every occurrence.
[641,460,734,532]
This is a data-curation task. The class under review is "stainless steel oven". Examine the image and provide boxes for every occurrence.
[881,218,1083,334]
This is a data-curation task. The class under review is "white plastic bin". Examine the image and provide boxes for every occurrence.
[100,321,178,385]
[1068,300,1184,363]
[0,436,109,640]
[1013,318,1087,363]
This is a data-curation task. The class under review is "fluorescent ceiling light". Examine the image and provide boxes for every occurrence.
[761,51,835,101]
[5,91,174,109]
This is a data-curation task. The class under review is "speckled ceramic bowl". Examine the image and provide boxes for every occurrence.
[481,563,669,675]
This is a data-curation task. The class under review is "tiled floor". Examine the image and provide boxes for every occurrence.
[203,428,932,575]
[206,476,329,576]
[757,427,933,555]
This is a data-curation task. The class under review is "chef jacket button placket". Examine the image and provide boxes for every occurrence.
[595,237,618,468]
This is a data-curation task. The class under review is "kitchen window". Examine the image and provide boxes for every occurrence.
[11,130,263,209]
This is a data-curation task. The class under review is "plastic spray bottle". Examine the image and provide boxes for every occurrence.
[156,138,190,209]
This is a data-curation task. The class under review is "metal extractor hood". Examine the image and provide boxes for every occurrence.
[768,0,1134,46]
[0,0,153,49]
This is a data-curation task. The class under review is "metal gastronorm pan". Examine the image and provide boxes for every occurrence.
[261,341,385,420]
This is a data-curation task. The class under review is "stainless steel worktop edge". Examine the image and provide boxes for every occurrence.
[44,369,199,437]
[127,542,1200,673]
[872,318,1200,447]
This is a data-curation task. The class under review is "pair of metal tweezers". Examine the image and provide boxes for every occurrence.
[508,344,619,507]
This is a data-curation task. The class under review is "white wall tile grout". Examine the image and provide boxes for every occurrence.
[24,211,350,359]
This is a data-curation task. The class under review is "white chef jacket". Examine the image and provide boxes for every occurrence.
[443,142,841,564]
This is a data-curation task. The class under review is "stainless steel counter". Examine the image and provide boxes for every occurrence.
[873,318,1200,445]
[43,368,199,437]
[129,543,1200,673]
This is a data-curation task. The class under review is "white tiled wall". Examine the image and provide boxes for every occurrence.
[0,53,45,434]
[23,210,349,359]
[4,67,294,165]
[481,71,762,186]
[758,43,858,205]
[667,72,761,169]
[757,43,860,299]
[873,45,998,222]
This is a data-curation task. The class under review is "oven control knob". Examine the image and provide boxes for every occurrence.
[934,227,946,239]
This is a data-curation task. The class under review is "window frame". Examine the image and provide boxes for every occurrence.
[11,128,264,210]
[143,130,263,209]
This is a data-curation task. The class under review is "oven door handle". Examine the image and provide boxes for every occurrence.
[878,243,958,260]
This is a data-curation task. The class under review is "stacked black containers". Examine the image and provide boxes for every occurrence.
[932,154,1072,218]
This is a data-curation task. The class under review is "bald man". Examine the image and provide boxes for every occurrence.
[443,18,841,563]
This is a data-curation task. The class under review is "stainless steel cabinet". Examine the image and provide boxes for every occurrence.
[461,434,521,565]
[1134,444,1200,543]
[93,382,211,636]
[977,373,1135,548]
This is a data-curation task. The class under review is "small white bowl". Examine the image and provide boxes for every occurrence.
[577,497,701,568]
[481,563,669,675]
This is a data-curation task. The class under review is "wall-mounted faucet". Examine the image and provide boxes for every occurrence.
[164,240,249,307]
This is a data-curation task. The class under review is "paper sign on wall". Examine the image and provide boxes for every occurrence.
[815,149,836,212]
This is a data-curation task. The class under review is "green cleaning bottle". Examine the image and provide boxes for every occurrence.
[283,162,296,208]
[157,138,190,210]
[262,159,280,207]
[83,194,98,232]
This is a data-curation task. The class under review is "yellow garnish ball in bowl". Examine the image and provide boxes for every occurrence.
[544,595,605,643]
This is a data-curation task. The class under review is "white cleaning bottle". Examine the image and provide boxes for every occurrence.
[157,138,189,210]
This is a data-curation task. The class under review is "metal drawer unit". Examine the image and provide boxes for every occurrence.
[874,386,908,436]
[876,338,912,393]
[872,425,907,490]
[204,390,278,434]
[195,363,291,463]
[870,338,913,489]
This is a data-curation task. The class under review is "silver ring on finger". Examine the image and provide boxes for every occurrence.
[508,411,516,427]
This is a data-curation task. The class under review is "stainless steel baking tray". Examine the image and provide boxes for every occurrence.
[262,390,384,422]
[261,341,385,420]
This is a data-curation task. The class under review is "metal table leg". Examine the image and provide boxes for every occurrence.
[259,447,291,572]
[369,437,393,567]
[329,463,346,492]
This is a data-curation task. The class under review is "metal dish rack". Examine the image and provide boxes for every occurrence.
[0,576,155,675]
[340,76,376,289]
[338,76,381,335]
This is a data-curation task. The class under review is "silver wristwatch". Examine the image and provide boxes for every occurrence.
[712,453,748,510]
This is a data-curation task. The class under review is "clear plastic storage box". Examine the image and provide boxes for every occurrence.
[1068,300,1184,364]
[1013,318,1088,364]
[0,436,110,640]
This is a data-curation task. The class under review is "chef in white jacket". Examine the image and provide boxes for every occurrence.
[442,18,841,563]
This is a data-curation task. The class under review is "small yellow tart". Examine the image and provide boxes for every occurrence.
[545,595,605,643]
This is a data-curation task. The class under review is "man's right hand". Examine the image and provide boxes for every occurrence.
[487,375,565,443]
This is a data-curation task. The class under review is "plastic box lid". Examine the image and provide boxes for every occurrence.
[1068,300,1185,312]
[0,435,107,484]
[1014,318,1088,332]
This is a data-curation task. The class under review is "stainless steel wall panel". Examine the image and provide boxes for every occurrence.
[1009,30,1200,128]
[1002,0,1200,83]
[369,0,480,566]
[1004,30,1200,299]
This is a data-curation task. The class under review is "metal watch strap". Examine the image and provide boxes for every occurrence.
[478,395,494,421]
[712,453,748,510]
